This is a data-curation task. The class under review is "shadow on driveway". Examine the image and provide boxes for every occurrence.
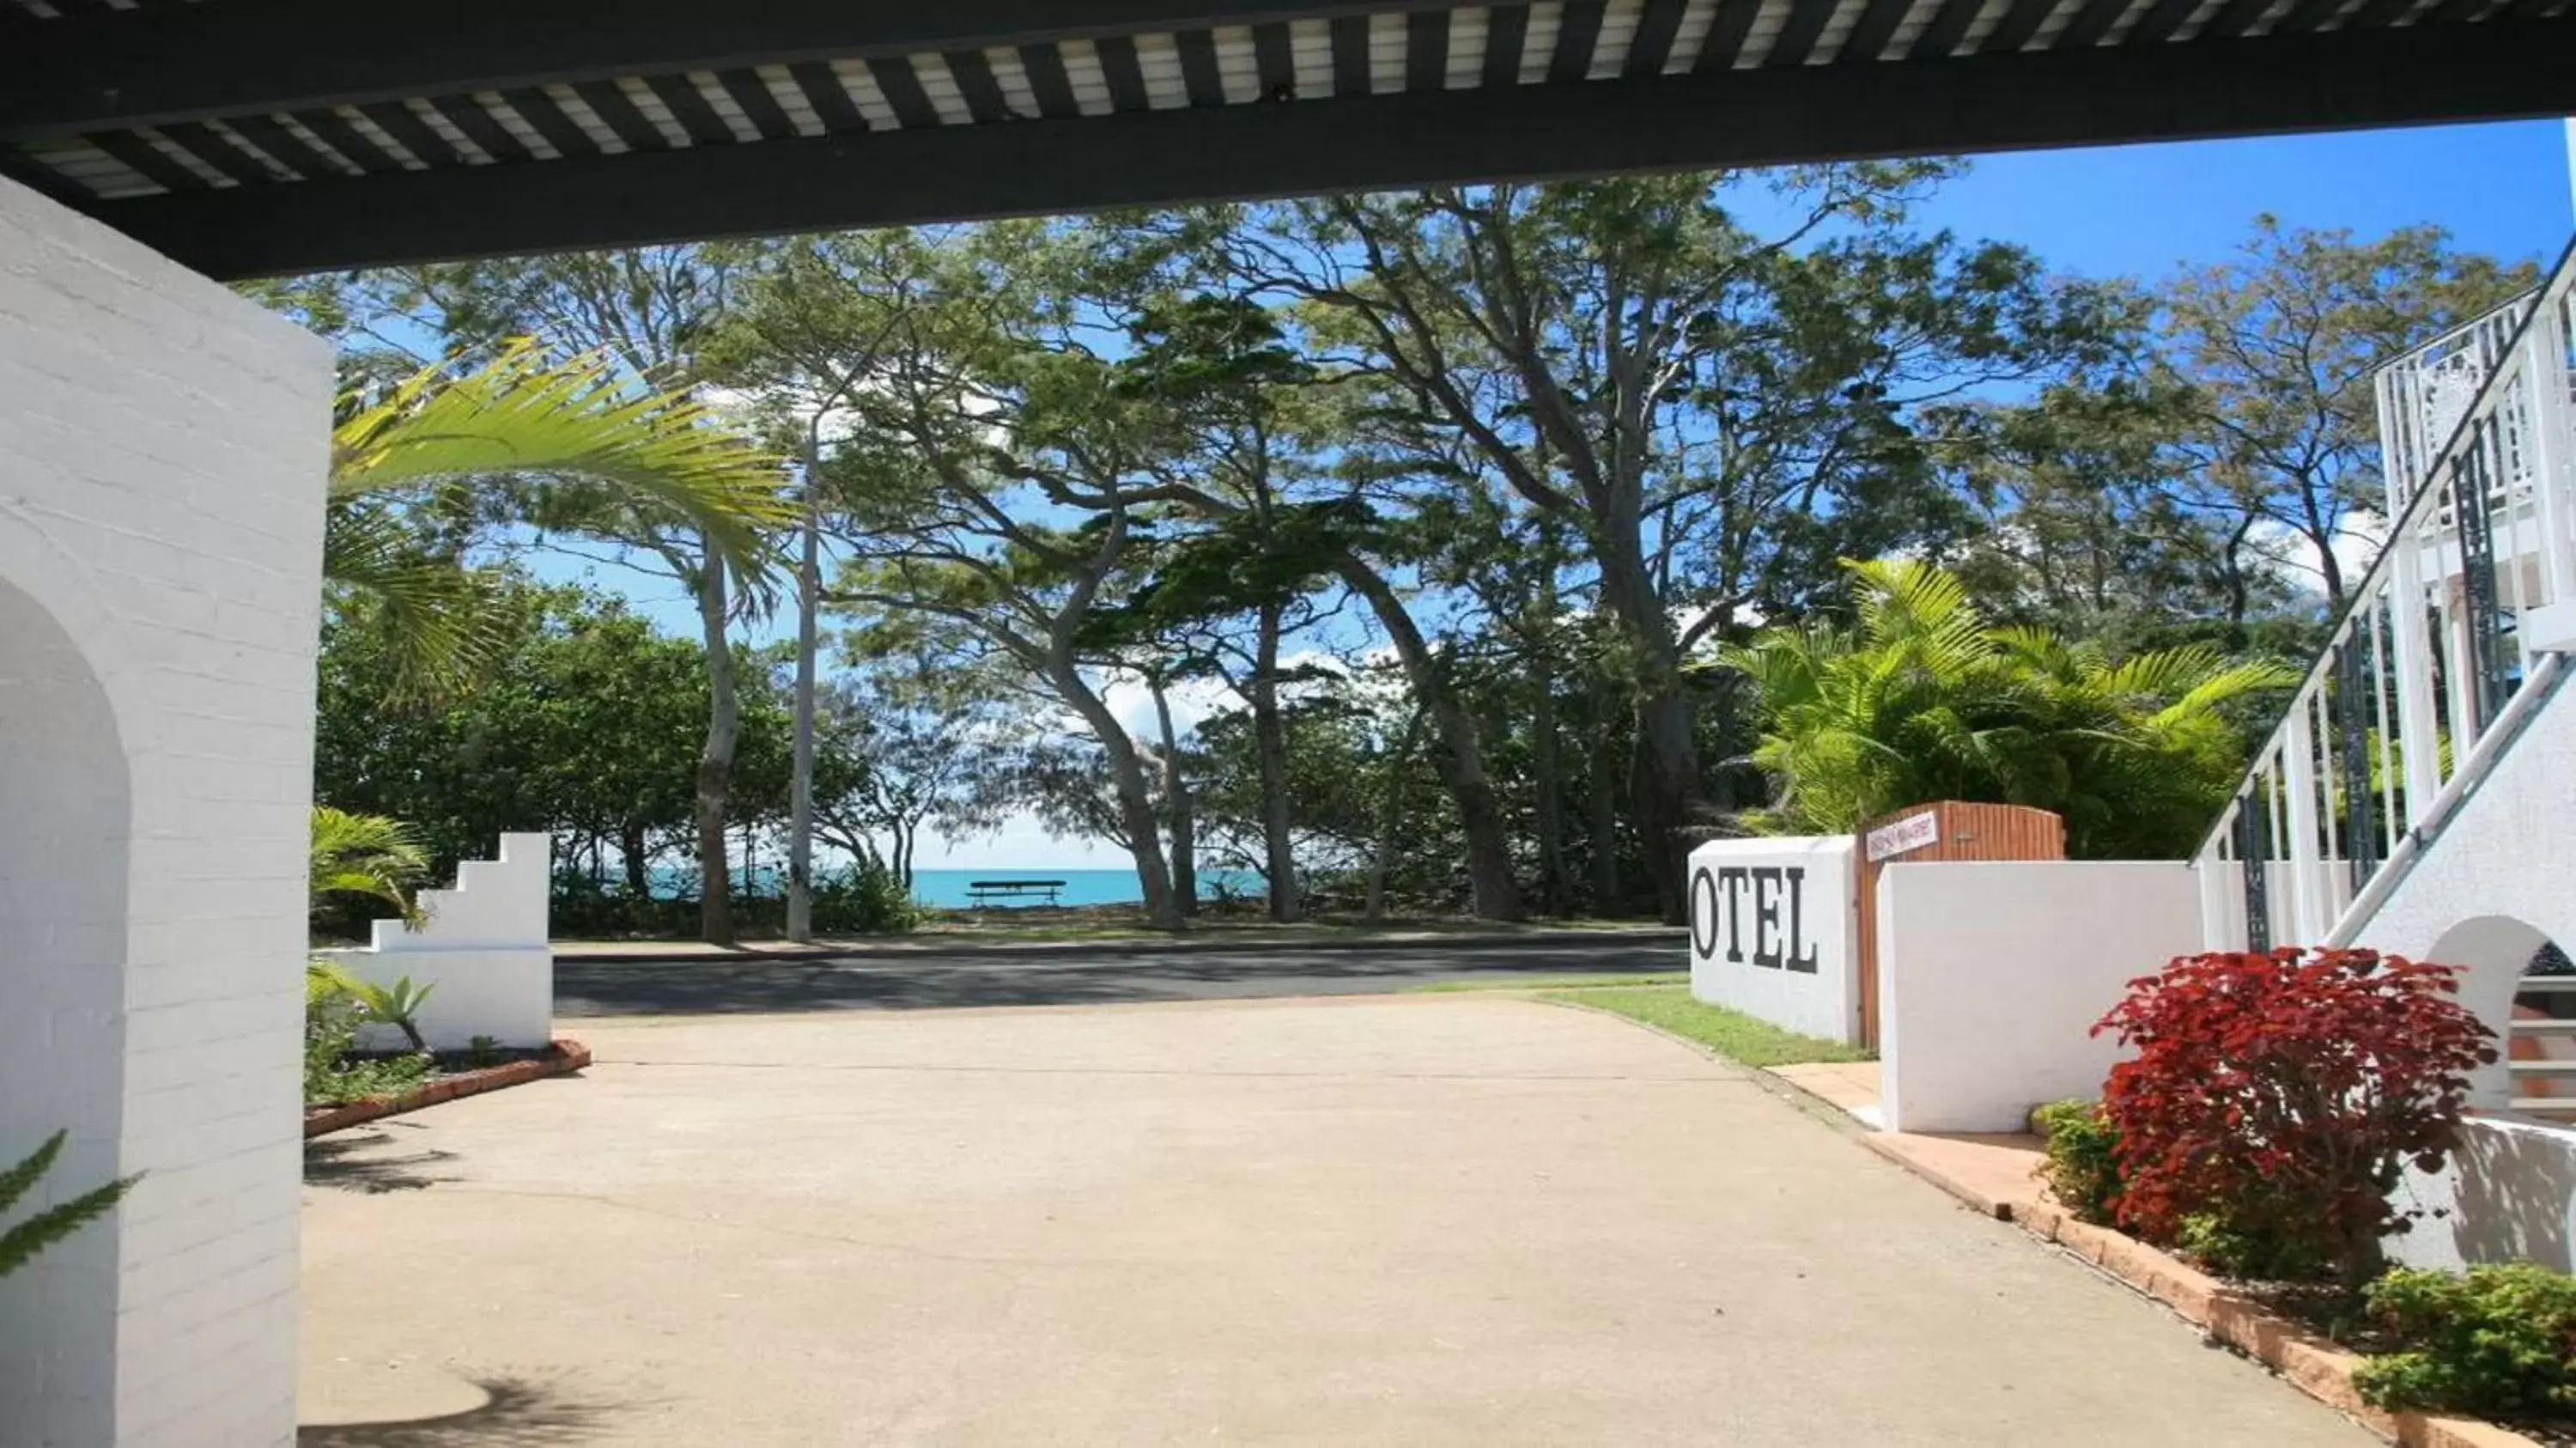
[556,942,1678,1017]
[300,1376,630,1446]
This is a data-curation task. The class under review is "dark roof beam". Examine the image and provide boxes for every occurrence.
[1,0,1482,143]
[82,20,2576,281]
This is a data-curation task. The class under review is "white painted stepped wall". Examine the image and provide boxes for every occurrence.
[318,832,555,1051]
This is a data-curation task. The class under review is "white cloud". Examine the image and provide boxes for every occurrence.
[912,816,1127,871]
[2245,514,2388,599]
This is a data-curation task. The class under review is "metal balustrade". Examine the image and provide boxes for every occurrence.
[2194,239,2576,964]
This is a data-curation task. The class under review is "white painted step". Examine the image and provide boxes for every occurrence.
[2510,1018,2576,1036]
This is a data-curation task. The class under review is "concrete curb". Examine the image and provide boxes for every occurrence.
[303,1038,592,1138]
[554,927,1686,965]
[1856,1123,2544,1448]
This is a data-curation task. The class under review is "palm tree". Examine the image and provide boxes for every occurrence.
[309,805,430,928]
[1721,559,2296,858]
[327,339,787,697]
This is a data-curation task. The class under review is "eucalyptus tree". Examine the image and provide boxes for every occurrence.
[2155,216,2537,606]
[1929,374,2272,648]
[805,671,993,890]
[1071,294,1362,920]
[821,224,1194,925]
[1070,277,1529,921]
[703,231,954,940]
[1200,169,2117,919]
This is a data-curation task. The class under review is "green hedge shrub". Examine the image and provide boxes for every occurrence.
[2031,1098,2122,1225]
[2353,1264,2576,1419]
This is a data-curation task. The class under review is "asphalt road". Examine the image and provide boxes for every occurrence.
[556,940,1681,1016]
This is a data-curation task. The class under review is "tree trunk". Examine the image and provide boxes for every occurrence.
[692,553,739,946]
[787,448,823,942]
[1367,703,1427,923]
[1595,550,1702,926]
[621,822,649,898]
[1057,666,1179,928]
[1335,556,1524,922]
[1632,692,1699,924]
[1587,712,1623,913]
[1252,601,1300,922]
[1528,614,1567,918]
[1149,675,1198,920]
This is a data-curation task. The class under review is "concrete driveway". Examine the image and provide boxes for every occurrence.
[301,995,2371,1445]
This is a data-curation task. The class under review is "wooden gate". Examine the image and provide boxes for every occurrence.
[1854,801,2065,1050]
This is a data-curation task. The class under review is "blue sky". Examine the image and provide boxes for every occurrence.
[540,119,2574,868]
[1917,119,2569,280]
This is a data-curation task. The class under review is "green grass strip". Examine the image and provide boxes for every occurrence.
[1410,972,1691,993]
[1538,984,1872,1068]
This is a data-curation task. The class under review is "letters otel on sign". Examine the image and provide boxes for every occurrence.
[1689,864,1824,973]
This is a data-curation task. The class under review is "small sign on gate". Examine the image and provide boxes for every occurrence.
[1864,810,1941,862]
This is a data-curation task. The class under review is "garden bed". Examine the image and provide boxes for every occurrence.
[303,1038,591,1139]
[1866,1128,2554,1448]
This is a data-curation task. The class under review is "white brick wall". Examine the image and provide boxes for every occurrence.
[0,173,331,1445]
[319,832,556,1050]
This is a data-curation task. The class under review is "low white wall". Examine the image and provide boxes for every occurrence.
[319,832,554,1050]
[1688,835,1862,1044]
[1877,861,2204,1134]
[2388,1116,2576,1274]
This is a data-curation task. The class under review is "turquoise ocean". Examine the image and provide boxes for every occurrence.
[668,865,1262,909]
[906,868,1258,909]
[652,864,1261,908]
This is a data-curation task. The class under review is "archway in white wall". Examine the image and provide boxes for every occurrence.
[0,573,132,1443]
[2424,916,2568,1117]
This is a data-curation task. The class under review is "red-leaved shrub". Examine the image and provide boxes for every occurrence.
[2091,947,2497,1281]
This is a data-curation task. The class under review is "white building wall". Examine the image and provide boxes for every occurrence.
[1686,835,1862,1044]
[2337,666,2576,1272]
[318,832,555,1050]
[0,175,331,1445]
[1876,861,2205,1134]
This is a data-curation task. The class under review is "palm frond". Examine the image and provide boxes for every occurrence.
[0,1132,137,1281]
[2142,658,2302,730]
[332,339,792,582]
[323,504,509,702]
[0,1131,63,1216]
[310,806,429,927]
[1735,559,2293,857]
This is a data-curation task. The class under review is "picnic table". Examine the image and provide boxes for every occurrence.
[967,879,1067,907]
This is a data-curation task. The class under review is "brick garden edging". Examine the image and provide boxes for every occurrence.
[1859,1129,2543,1448]
[303,1038,592,1139]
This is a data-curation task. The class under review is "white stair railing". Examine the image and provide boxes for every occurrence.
[2195,240,2576,958]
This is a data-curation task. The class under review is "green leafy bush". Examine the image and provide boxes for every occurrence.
[2354,1265,2576,1419]
[1,1132,138,1281]
[809,861,923,934]
[303,963,434,1106]
[546,861,921,939]
[2031,1099,2122,1224]
[2173,1204,2336,1283]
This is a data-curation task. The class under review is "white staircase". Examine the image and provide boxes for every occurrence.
[2195,240,2576,957]
[2192,239,2576,1118]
